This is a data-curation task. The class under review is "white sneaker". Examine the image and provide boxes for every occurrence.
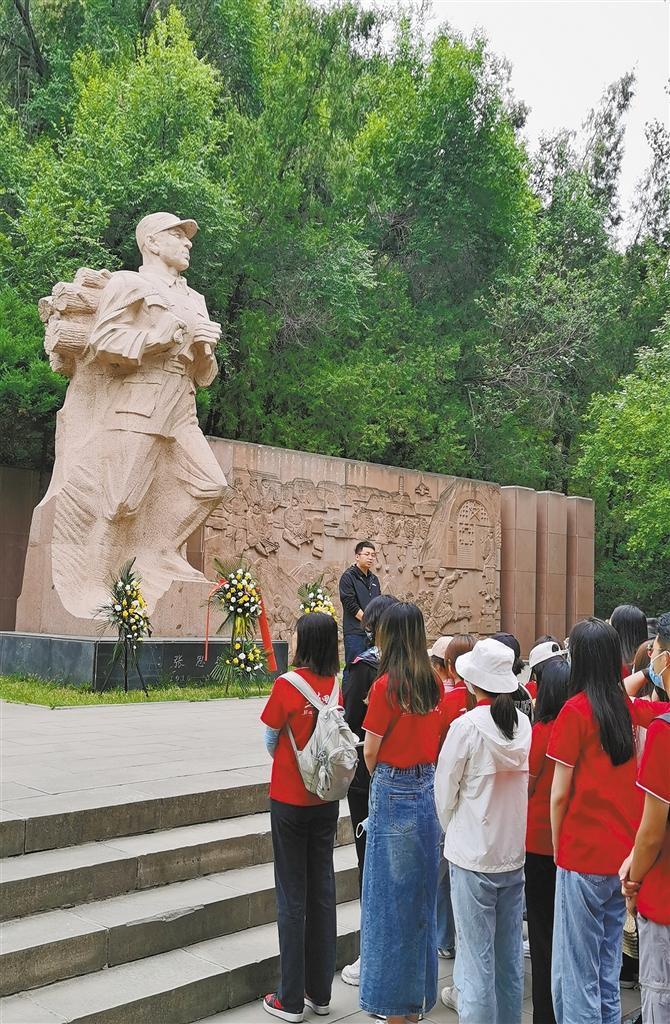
[341,956,360,986]
[524,939,531,959]
[441,985,459,1011]
[304,994,329,1015]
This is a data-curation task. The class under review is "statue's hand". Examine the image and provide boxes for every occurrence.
[191,321,222,348]
[150,307,187,350]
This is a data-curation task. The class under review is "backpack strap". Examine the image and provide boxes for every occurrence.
[282,670,328,711]
[282,671,339,761]
[326,676,339,707]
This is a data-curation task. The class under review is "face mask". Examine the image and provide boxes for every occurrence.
[649,651,668,691]
[464,679,476,695]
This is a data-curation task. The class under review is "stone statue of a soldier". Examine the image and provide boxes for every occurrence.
[17,213,228,631]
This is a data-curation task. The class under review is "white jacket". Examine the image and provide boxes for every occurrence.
[435,704,532,873]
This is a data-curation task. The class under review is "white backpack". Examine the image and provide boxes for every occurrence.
[283,671,359,802]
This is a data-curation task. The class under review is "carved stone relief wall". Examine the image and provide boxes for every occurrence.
[203,441,502,643]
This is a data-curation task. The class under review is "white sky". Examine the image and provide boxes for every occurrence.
[425,0,670,238]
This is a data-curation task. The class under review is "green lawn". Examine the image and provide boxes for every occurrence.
[0,675,272,708]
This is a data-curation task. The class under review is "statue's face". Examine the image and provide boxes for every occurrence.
[151,226,193,272]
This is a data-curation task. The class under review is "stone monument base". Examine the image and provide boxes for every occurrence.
[16,497,217,637]
[0,633,288,689]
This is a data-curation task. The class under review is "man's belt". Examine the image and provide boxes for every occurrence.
[154,354,188,375]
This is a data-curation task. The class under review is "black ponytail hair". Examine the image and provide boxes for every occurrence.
[569,617,634,766]
[474,688,517,740]
[491,693,517,740]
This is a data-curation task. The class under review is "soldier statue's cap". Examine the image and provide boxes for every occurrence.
[136,212,199,253]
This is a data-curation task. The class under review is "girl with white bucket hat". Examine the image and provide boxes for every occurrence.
[434,637,532,1024]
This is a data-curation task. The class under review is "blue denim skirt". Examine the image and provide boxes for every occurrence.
[359,763,440,1017]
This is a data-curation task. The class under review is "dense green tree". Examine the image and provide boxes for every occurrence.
[0,286,65,467]
[573,315,670,615]
[0,0,668,611]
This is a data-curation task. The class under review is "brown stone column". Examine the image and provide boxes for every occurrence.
[500,486,537,657]
[535,492,568,643]
[566,496,595,631]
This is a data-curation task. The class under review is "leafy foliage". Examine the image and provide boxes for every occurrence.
[0,1,668,613]
[573,316,670,615]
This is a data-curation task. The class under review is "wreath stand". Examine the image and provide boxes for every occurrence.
[98,637,149,696]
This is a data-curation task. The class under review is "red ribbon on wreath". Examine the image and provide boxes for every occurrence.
[258,594,277,672]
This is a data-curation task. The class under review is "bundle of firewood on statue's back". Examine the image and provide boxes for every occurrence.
[39,267,112,378]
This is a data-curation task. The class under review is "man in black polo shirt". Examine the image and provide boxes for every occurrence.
[339,540,381,678]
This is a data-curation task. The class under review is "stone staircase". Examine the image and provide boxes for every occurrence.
[0,775,360,1022]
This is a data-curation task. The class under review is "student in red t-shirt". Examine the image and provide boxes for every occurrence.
[359,602,447,1024]
[524,658,569,1024]
[260,612,341,1024]
[548,617,670,1024]
[436,634,476,960]
[619,613,670,1023]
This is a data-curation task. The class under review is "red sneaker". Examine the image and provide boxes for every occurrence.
[262,993,304,1022]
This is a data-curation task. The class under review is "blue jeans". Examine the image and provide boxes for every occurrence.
[450,863,525,1024]
[551,867,625,1024]
[360,763,440,1018]
[437,850,455,952]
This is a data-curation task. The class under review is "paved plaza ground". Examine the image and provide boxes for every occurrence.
[0,697,273,812]
[0,697,642,1023]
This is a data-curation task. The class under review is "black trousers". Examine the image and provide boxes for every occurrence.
[346,785,369,896]
[525,851,557,1024]
[270,798,339,1013]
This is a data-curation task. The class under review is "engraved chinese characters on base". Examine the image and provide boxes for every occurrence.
[16,213,228,636]
[200,442,502,643]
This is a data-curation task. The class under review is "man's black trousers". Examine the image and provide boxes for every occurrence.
[270,798,339,1013]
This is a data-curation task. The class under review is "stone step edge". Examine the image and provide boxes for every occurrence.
[0,900,362,1024]
[0,845,360,997]
[0,809,354,921]
[0,774,271,857]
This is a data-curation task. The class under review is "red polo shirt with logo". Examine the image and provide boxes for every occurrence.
[261,668,339,806]
[363,673,450,767]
